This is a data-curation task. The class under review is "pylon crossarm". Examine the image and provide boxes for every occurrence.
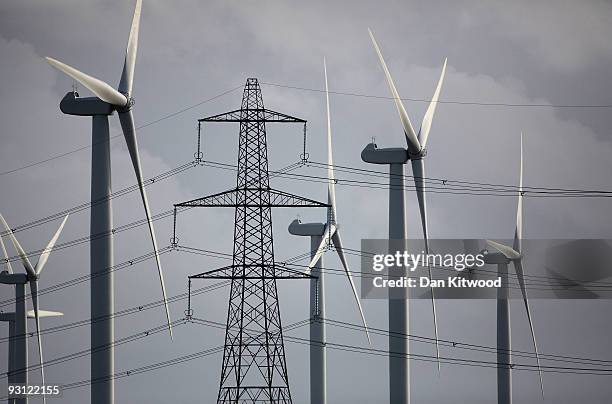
[176,188,328,208]
[199,108,306,123]
[174,189,240,207]
[267,189,329,208]
[189,264,314,280]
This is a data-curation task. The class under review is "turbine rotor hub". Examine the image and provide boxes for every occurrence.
[116,93,135,112]
[407,147,427,160]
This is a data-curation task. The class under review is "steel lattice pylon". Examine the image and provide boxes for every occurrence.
[177,78,327,403]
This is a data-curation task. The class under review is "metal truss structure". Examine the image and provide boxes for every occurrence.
[176,78,327,403]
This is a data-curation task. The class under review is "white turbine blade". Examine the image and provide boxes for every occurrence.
[118,111,172,339]
[140,187,172,339]
[514,132,524,253]
[323,58,337,224]
[118,0,142,94]
[0,235,13,274]
[410,158,440,369]
[331,231,371,344]
[486,240,521,260]
[513,259,544,395]
[29,280,46,402]
[0,214,35,277]
[45,57,128,106]
[35,215,69,275]
[418,58,447,150]
[28,310,63,318]
[307,224,336,272]
[510,133,542,394]
[368,29,421,153]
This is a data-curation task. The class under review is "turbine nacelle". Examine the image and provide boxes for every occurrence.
[482,249,516,265]
[59,91,128,117]
[360,143,428,165]
[288,219,326,237]
[361,143,407,165]
[0,272,27,284]
[360,143,427,166]
[482,240,523,265]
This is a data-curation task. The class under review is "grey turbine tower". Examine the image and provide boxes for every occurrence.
[485,133,544,404]
[288,59,370,404]
[0,214,68,404]
[44,2,172,403]
[362,29,446,404]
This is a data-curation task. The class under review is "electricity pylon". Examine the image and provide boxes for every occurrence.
[175,78,327,403]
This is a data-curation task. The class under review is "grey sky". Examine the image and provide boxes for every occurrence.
[1,0,612,403]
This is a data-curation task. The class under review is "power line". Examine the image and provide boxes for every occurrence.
[3,82,611,184]
[3,237,604,327]
[0,85,243,178]
[192,315,612,370]
[0,160,197,238]
[0,241,313,330]
[0,161,304,266]
[0,277,229,343]
[201,159,612,198]
[7,312,607,401]
[277,171,606,198]
[4,299,611,389]
[322,317,612,367]
[1,319,189,379]
[179,243,612,291]
[0,318,311,399]
[2,255,610,395]
[301,247,612,292]
[2,151,609,267]
[0,248,172,309]
[188,317,612,376]
[261,82,612,109]
[281,335,612,376]
[1,204,183,266]
[306,160,612,197]
[2,233,609,380]
[0,163,306,310]
[338,246,612,289]
[5,287,610,379]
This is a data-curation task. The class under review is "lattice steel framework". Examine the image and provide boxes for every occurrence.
[178,78,327,403]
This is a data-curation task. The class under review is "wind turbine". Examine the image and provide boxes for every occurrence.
[362,29,446,404]
[2,307,63,404]
[0,214,68,404]
[289,58,370,404]
[44,2,171,403]
[485,133,543,404]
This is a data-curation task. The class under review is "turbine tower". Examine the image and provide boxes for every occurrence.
[0,214,68,404]
[485,133,544,404]
[44,2,171,403]
[287,59,370,404]
[178,78,328,403]
[362,29,446,404]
